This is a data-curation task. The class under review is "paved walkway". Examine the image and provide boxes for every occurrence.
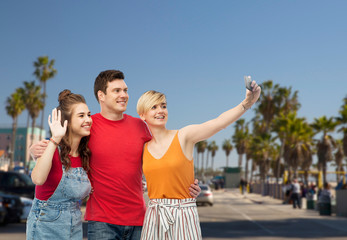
[218,188,347,233]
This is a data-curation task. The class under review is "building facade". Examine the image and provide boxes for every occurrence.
[0,127,46,170]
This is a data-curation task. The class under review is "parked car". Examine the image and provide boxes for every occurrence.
[0,195,6,225]
[0,191,23,225]
[196,184,214,206]
[20,196,33,220]
[0,170,35,199]
[13,166,26,173]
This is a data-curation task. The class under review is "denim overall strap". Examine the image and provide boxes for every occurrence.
[48,165,91,203]
[48,147,91,203]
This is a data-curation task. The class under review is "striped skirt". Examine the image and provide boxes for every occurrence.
[141,198,202,240]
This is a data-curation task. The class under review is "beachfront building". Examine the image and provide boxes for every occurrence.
[0,126,46,170]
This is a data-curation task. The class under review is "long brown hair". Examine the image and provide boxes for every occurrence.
[56,89,90,171]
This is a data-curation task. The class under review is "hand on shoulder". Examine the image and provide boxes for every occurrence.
[30,140,49,159]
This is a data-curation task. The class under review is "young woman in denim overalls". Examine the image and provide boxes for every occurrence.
[26,90,92,240]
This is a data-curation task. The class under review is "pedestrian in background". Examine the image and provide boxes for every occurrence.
[290,178,301,209]
[240,178,247,195]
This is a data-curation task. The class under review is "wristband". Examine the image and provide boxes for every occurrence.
[241,103,249,111]
[50,138,59,146]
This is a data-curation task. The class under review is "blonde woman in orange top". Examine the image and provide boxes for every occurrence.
[137,80,261,240]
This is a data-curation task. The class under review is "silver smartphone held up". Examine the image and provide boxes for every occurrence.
[244,75,253,91]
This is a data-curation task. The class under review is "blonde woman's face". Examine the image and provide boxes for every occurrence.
[140,102,168,127]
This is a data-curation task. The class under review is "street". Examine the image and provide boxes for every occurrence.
[199,189,347,240]
[1,189,347,240]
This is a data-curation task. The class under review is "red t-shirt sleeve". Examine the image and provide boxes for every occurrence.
[141,120,152,142]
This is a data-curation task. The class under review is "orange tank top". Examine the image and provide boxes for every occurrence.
[143,131,195,199]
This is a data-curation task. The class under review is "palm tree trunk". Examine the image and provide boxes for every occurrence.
[288,167,292,182]
[39,82,46,140]
[277,138,285,183]
[9,118,18,171]
[201,152,205,175]
[323,161,327,185]
[275,157,281,183]
[250,159,255,183]
[343,133,347,159]
[260,160,266,182]
[205,151,209,171]
[238,154,242,167]
[293,167,298,179]
[26,113,30,170]
[195,152,200,175]
[245,158,249,182]
[26,112,30,131]
[27,118,36,173]
[199,152,206,182]
[211,157,214,171]
[303,170,308,185]
[31,118,36,146]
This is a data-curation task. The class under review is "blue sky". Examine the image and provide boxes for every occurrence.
[1,1,346,172]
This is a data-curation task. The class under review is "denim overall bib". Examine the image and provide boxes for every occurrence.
[26,165,91,240]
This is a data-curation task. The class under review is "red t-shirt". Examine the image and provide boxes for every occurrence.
[35,149,82,200]
[85,114,152,226]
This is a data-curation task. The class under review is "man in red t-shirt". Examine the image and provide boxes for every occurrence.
[31,70,201,240]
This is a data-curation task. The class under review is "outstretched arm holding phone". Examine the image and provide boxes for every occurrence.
[136,77,261,240]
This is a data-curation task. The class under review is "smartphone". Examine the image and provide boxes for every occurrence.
[244,75,253,91]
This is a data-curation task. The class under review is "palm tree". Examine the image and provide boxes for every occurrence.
[334,140,344,183]
[245,149,252,183]
[17,87,31,133]
[196,140,207,176]
[247,143,257,184]
[5,89,25,170]
[288,119,314,179]
[222,139,233,168]
[232,119,249,168]
[256,80,279,133]
[311,116,338,184]
[19,81,44,145]
[194,144,200,175]
[208,141,219,170]
[336,96,347,160]
[272,86,301,182]
[33,56,57,139]
[249,133,277,182]
[269,145,282,180]
[205,141,211,171]
[300,143,314,185]
[17,81,44,172]
[274,87,300,115]
[276,112,314,179]
[272,113,289,182]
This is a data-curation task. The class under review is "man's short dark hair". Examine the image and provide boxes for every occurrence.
[94,70,125,102]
